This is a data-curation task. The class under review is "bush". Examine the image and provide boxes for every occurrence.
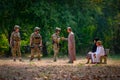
[0,34,9,56]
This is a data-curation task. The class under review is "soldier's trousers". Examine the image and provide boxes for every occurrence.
[31,47,41,60]
[53,44,59,61]
[11,46,21,59]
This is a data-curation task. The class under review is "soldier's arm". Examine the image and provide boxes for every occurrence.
[18,32,21,41]
[10,32,14,47]
[40,36,42,46]
[30,34,33,46]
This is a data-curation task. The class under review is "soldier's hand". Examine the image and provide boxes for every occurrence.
[39,44,42,47]
[61,37,65,40]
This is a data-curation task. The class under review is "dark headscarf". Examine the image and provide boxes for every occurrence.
[92,38,99,52]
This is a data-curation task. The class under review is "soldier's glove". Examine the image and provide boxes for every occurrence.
[38,45,42,51]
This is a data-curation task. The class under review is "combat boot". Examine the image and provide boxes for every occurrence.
[53,58,57,62]
[38,58,41,61]
[68,61,73,63]
[19,59,23,62]
[30,58,33,61]
[13,59,16,62]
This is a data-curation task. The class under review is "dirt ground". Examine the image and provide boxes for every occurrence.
[0,57,120,80]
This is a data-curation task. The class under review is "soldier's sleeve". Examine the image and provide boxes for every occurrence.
[18,32,21,41]
[30,33,33,46]
[39,35,42,46]
[10,32,14,46]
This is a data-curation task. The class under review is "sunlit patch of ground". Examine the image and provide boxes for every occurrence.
[0,57,120,80]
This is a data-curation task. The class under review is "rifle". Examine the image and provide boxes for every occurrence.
[30,45,43,51]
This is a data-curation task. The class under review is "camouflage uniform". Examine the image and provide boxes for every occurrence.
[30,27,42,61]
[52,27,61,62]
[10,25,21,61]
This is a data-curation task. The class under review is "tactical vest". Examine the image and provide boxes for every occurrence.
[52,33,60,44]
[13,32,20,41]
[32,33,41,44]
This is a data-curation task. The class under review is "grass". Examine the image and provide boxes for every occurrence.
[108,54,120,60]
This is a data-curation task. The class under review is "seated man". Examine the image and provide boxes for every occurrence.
[92,41,105,64]
[86,38,99,64]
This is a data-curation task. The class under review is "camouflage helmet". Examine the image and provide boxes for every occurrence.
[55,27,61,32]
[14,25,20,30]
[34,27,40,31]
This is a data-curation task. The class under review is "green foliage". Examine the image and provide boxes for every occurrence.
[0,0,120,56]
[109,54,120,60]
[0,34,9,56]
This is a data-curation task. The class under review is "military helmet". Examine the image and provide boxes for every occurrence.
[34,27,40,31]
[55,27,61,32]
[14,25,20,30]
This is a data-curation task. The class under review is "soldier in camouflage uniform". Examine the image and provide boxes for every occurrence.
[52,27,61,62]
[30,27,42,61]
[10,25,22,61]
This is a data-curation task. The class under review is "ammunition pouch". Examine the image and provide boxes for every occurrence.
[30,44,42,49]
[13,37,20,41]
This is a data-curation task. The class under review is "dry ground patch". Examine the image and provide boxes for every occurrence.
[0,57,120,80]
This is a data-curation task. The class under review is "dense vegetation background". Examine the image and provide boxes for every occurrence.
[0,0,120,56]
